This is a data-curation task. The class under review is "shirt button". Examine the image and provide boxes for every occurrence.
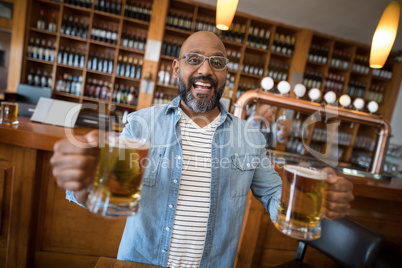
[246,163,250,167]
[173,180,178,183]
[162,250,167,253]
[166,227,171,231]
[169,204,174,208]
[177,155,181,160]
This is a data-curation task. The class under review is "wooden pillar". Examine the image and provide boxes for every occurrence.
[136,0,169,110]
[289,29,313,87]
[6,0,28,93]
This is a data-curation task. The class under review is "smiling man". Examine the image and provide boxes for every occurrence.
[51,31,354,268]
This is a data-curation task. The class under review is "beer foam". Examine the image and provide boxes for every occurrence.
[284,165,326,180]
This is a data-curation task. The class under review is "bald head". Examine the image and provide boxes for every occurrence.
[179,31,227,58]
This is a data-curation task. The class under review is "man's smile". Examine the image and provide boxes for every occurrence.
[193,81,213,94]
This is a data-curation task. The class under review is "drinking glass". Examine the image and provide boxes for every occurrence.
[1,102,19,125]
[86,132,150,217]
[275,164,326,240]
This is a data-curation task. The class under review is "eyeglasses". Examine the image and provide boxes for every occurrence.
[180,53,229,71]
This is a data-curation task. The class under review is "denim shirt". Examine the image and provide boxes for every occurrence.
[67,96,282,268]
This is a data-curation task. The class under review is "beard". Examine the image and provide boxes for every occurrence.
[177,71,225,113]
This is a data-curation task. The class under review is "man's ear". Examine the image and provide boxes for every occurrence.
[172,59,179,78]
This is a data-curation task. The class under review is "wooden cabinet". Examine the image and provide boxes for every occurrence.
[22,0,153,117]
[19,0,402,169]
[21,0,401,115]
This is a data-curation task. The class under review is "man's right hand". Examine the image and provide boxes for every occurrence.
[50,130,100,203]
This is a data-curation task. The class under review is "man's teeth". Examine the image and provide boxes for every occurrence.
[194,81,212,87]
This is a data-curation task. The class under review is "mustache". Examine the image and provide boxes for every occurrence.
[189,75,218,88]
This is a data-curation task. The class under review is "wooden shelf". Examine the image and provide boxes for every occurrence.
[123,16,150,26]
[29,27,58,36]
[93,10,122,20]
[53,91,81,99]
[63,3,92,12]
[82,96,109,103]
[59,34,88,42]
[57,63,84,71]
[245,45,269,54]
[86,69,113,76]
[26,57,54,66]
[119,46,145,55]
[114,75,140,82]
[111,102,137,109]
[89,39,117,49]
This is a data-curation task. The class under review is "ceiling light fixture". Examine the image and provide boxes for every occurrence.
[216,0,239,31]
[370,1,401,68]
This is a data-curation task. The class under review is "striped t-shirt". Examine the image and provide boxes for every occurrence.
[166,111,221,268]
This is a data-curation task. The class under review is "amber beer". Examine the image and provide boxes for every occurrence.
[87,133,150,217]
[1,102,19,125]
[275,165,326,240]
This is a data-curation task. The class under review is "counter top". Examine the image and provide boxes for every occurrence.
[1,116,401,202]
[0,116,94,151]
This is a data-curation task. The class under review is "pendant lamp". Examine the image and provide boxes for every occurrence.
[370,1,401,68]
[216,0,239,30]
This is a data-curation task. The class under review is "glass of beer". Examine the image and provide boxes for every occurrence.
[275,165,326,240]
[86,132,150,217]
[0,102,19,125]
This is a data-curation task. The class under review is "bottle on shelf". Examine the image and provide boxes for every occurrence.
[136,59,143,79]
[323,72,345,94]
[48,12,57,32]
[158,64,165,84]
[367,84,384,103]
[129,58,137,78]
[65,16,74,36]
[346,80,366,99]
[29,38,55,62]
[27,68,52,88]
[372,64,392,79]
[261,29,270,50]
[255,29,264,49]
[85,78,110,99]
[237,24,246,44]
[37,10,46,30]
[32,38,40,59]
[27,37,34,58]
[330,49,350,70]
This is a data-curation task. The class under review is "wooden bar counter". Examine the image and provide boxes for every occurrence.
[1,117,402,267]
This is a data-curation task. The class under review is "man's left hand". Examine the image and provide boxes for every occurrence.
[321,167,354,220]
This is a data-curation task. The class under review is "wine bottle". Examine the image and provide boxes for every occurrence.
[238,25,246,44]
[115,55,122,74]
[37,10,45,30]
[246,26,253,46]
[130,58,137,78]
[120,56,127,76]
[125,57,132,77]
[48,12,57,32]
[136,59,143,79]
[262,30,270,50]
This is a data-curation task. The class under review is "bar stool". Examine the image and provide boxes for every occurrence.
[274,217,384,268]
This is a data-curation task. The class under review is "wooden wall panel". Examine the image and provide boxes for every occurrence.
[6,0,28,93]
[37,152,126,263]
[5,146,37,267]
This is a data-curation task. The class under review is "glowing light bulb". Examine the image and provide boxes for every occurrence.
[261,77,274,91]
[277,81,291,94]
[367,101,379,113]
[353,98,365,110]
[339,94,351,108]
[324,91,337,104]
[308,88,321,102]
[293,84,306,98]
